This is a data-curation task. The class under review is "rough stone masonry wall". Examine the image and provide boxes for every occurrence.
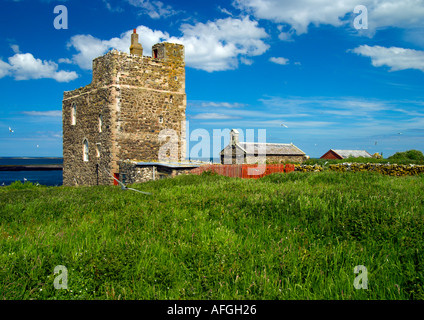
[62,43,186,186]
[120,161,154,184]
[62,86,116,186]
[114,45,186,162]
[119,161,193,184]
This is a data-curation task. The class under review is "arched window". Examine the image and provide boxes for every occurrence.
[99,114,103,132]
[83,139,89,162]
[71,103,76,125]
[96,143,101,158]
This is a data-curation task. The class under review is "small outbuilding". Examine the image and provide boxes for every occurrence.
[220,129,307,164]
[320,149,372,160]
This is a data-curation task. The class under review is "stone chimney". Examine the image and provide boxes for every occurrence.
[230,129,239,146]
[130,29,143,56]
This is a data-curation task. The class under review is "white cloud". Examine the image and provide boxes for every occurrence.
[102,0,123,12]
[173,16,270,71]
[240,57,254,65]
[22,111,62,117]
[199,102,245,108]
[218,6,234,16]
[234,0,424,35]
[234,0,357,34]
[0,53,78,82]
[0,60,11,78]
[258,96,390,118]
[10,44,20,54]
[190,113,241,120]
[351,45,424,72]
[67,27,169,70]
[68,18,269,72]
[269,57,289,65]
[127,0,179,19]
[369,0,424,30]
[67,35,112,70]
[58,58,72,64]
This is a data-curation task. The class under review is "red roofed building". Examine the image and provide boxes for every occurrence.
[320,149,372,160]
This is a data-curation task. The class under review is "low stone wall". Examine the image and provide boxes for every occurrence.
[294,164,324,172]
[295,163,424,176]
[119,160,194,184]
[328,163,424,176]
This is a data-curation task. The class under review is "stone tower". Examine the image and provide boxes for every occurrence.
[62,30,186,186]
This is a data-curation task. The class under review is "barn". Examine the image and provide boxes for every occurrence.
[220,129,307,164]
[320,149,372,160]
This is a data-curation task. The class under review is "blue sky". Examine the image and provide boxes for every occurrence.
[1,0,423,159]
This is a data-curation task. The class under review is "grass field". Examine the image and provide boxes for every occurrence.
[0,171,423,300]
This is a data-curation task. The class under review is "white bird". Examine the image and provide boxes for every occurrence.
[9,127,14,133]
[37,145,39,148]
[23,178,27,182]
[281,123,288,128]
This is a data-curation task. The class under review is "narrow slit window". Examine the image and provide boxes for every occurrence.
[159,115,163,124]
[83,139,89,162]
[96,143,101,158]
[99,114,103,132]
[71,103,76,125]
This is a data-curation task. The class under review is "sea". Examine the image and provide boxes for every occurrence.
[0,157,63,186]
[0,157,221,187]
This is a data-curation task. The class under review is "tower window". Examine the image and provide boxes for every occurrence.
[83,139,89,162]
[99,114,103,132]
[159,116,163,124]
[71,103,76,125]
[96,143,101,158]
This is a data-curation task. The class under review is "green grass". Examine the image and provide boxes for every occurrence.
[1,172,423,300]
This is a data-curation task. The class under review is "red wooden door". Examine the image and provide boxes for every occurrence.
[113,173,119,186]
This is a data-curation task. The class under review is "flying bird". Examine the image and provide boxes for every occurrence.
[281,123,288,128]
[9,127,14,133]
